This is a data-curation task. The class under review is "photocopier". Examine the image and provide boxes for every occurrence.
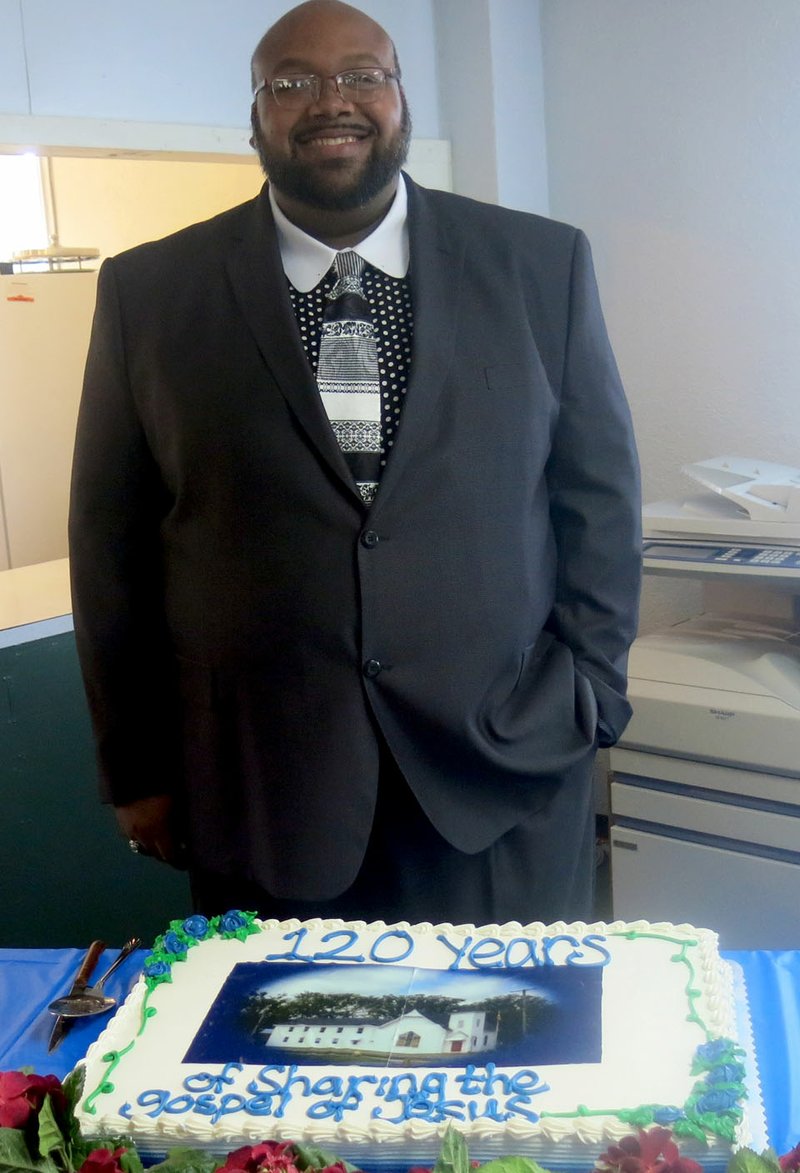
[610,457,800,948]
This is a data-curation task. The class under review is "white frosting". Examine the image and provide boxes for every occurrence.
[76,918,758,1168]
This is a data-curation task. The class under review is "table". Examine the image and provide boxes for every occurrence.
[1,947,798,1158]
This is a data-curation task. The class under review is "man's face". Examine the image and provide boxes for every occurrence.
[251,6,410,212]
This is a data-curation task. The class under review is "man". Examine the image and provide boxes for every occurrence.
[69,0,641,925]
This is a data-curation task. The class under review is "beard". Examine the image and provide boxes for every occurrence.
[251,94,412,212]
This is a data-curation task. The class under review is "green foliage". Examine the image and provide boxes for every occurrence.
[481,1157,551,1173]
[728,1149,783,1173]
[433,1125,472,1173]
[0,1125,61,1172]
[118,1148,146,1173]
[147,1148,221,1172]
[36,1095,68,1166]
[292,1140,361,1171]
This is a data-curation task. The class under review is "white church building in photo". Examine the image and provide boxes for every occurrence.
[265,1007,498,1056]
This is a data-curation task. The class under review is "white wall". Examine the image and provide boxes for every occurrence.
[0,0,441,136]
[541,0,800,631]
[433,0,549,213]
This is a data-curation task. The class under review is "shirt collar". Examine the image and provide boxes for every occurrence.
[268,175,409,291]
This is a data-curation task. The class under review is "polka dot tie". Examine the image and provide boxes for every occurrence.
[317,252,382,506]
[288,257,414,507]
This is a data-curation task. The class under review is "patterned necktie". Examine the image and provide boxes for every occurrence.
[317,251,381,505]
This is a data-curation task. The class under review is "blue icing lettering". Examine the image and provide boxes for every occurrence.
[309,1075,344,1097]
[503,937,543,967]
[163,1094,196,1115]
[542,933,610,966]
[439,930,607,970]
[137,1089,169,1117]
[264,927,314,962]
[372,1072,466,1124]
[436,932,473,970]
[245,1092,277,1117]
[466,937,505,968]
[313,929,365,963]
[467,1098,509,1121]
[579,933,611,966]
[191,1093,218,1116]
[542,935,582,965]
[454,1065,484,1095]
[505,1093,545,1123]
[208,1093,248,1123]
[370,930,414,963]
[183,1062,243,1094]
[305,1074,378,1122]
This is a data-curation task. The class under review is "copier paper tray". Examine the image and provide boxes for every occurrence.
[621,614,800,776]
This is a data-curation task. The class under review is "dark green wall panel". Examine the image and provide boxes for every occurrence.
[0,631,190,947]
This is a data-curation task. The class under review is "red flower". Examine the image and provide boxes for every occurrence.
[780,1143,800,1172]
[217,1140,302,1173]
[597,1129,703,1173]
[0,1070,66,1130]
[77,1147,129,1173]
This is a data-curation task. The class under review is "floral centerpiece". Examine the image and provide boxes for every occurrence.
[1,1065,797,1173]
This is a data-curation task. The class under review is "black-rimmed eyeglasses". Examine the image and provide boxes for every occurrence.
[253,67,399,109]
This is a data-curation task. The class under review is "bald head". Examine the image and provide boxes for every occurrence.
[251,1,399,92]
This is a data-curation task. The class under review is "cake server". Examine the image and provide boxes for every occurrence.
[48,936,141,1018]
[47,939,106,1052]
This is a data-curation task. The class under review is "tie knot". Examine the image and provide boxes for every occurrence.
[335,250,364,278]
[328,250,366,300]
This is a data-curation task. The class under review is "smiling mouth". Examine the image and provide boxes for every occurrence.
[308,134,361,146]
[295,125,372,147]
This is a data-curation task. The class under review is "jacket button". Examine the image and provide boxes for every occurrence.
[363,658,382,678]
[361,529,380,548]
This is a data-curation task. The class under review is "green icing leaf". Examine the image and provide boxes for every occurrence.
[618,1107,656,1128]
[433,1125,471,1173]
[672,1118,708,1143]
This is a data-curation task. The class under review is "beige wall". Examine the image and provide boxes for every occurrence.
[50,155,263,260]
[1,155,263,570]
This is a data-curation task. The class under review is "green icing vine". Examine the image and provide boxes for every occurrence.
[80,910,258,1114]
[541,930,747,1144]
[81,917,747,1148]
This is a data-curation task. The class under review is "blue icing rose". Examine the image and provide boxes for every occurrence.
[181,914,210,940]
[695,1088,740,1114]
[143,958,171,979]
[163,930,187,954]
[706,1063,746,1085]
[653,1107,685,1124]
[695,1040,731,1063]
[219,910,248,933]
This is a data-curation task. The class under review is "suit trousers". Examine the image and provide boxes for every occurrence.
[189,743,597,926]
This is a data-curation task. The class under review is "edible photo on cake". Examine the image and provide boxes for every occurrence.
[183,962,602,1068]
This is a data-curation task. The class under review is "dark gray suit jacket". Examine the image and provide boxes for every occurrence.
[69,176,641,901]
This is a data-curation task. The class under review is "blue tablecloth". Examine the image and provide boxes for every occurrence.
[1,947,798,1156]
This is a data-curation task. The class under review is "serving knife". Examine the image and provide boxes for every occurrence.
[47,939,105,1052]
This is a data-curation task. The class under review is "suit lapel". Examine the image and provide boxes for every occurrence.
[225,188,361,501]
[371,177,466,511]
